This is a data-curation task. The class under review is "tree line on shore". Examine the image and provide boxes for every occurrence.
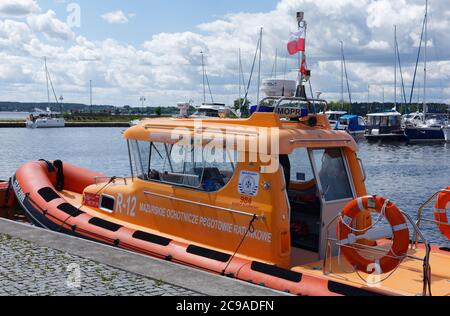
[1,100,448,119]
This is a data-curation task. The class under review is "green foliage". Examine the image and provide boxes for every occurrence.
[233,98,251,118]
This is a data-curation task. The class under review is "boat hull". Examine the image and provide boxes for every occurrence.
[10,160,384,296]
[404,127,445,142]
[365,133,407,142]
[26,118,65,128]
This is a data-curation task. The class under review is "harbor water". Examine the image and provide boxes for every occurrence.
[0,127,448,246]
[0,112,29,120]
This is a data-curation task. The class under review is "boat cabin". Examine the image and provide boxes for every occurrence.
[365,111,405,141]
[325,111,348,127]
[117,98,368,268]
[191,103,232,118]
[402,112,424,128]
[336,115,366,140]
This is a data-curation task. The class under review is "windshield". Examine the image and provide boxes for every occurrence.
[192,109,219,117]
[310,148,353,202]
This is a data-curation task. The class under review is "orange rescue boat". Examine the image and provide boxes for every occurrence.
[11,101,450,296]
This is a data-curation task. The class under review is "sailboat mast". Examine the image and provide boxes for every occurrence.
[238,48,242,110]
[394,25,397,111]
[44,57,50,108]
[273,49,278,79]
[90,80,93,113]
[201,51,206,104]
[340,41,344,110]
[423,0,428,123]
[256,27,263,105]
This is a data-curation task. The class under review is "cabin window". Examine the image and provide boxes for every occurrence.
[129,140,236,192]
[286,148,321,252]
[289,148,315,184]
[368,116,380,126]
[389,116,399,126]
[129,140,147,179]
[310,148,353,202]
[380,116,388,127]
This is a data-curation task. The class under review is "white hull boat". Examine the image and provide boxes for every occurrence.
[26,117,65,128]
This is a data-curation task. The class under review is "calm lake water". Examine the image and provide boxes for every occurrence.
[0,127,448,246]
[0,112,29,120]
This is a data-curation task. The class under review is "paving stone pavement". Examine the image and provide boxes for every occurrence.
[0,234,201,296]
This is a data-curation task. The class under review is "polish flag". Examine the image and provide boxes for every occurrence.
[287,27,305,55]
[300,53,310,78]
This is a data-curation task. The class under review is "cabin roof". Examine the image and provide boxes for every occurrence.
[367,111,402,117]
[123,112,357,154]
[340,115,358,120]
[326,111,347,115]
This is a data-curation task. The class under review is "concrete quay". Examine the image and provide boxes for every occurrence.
[0,219,287,296]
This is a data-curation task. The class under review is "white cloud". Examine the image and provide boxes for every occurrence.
[364,40,390,50]
[0,0,40,17]
[101,10,131,25]
[27,10,74,41]
[0,0,449,106]
[0,19,32,51]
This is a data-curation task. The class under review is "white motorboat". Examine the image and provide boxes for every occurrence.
[325,110,347,127]
[191,103,233,118]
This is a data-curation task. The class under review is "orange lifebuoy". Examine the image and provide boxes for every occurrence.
[434,187,450,240]
[337,196,410,274]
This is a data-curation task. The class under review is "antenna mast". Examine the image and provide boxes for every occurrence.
[295,12,307,99]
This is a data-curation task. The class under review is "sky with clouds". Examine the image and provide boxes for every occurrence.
[0,0,449,107]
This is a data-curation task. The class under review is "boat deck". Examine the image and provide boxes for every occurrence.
[293,247,450,296]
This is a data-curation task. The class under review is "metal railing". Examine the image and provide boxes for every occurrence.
[323,209,432,296]
[256,97,328,115]
[415,189,450,247]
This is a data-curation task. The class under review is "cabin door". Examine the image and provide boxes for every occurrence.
[308,148,356,259]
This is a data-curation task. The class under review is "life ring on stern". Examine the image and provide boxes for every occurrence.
[434,187,450,240]
[337,196,410,274]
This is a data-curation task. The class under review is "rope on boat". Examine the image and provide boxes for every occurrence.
[57,176,117,233]
[221,214,258,277]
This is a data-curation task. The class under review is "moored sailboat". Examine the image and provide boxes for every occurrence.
[404,0,447,142]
